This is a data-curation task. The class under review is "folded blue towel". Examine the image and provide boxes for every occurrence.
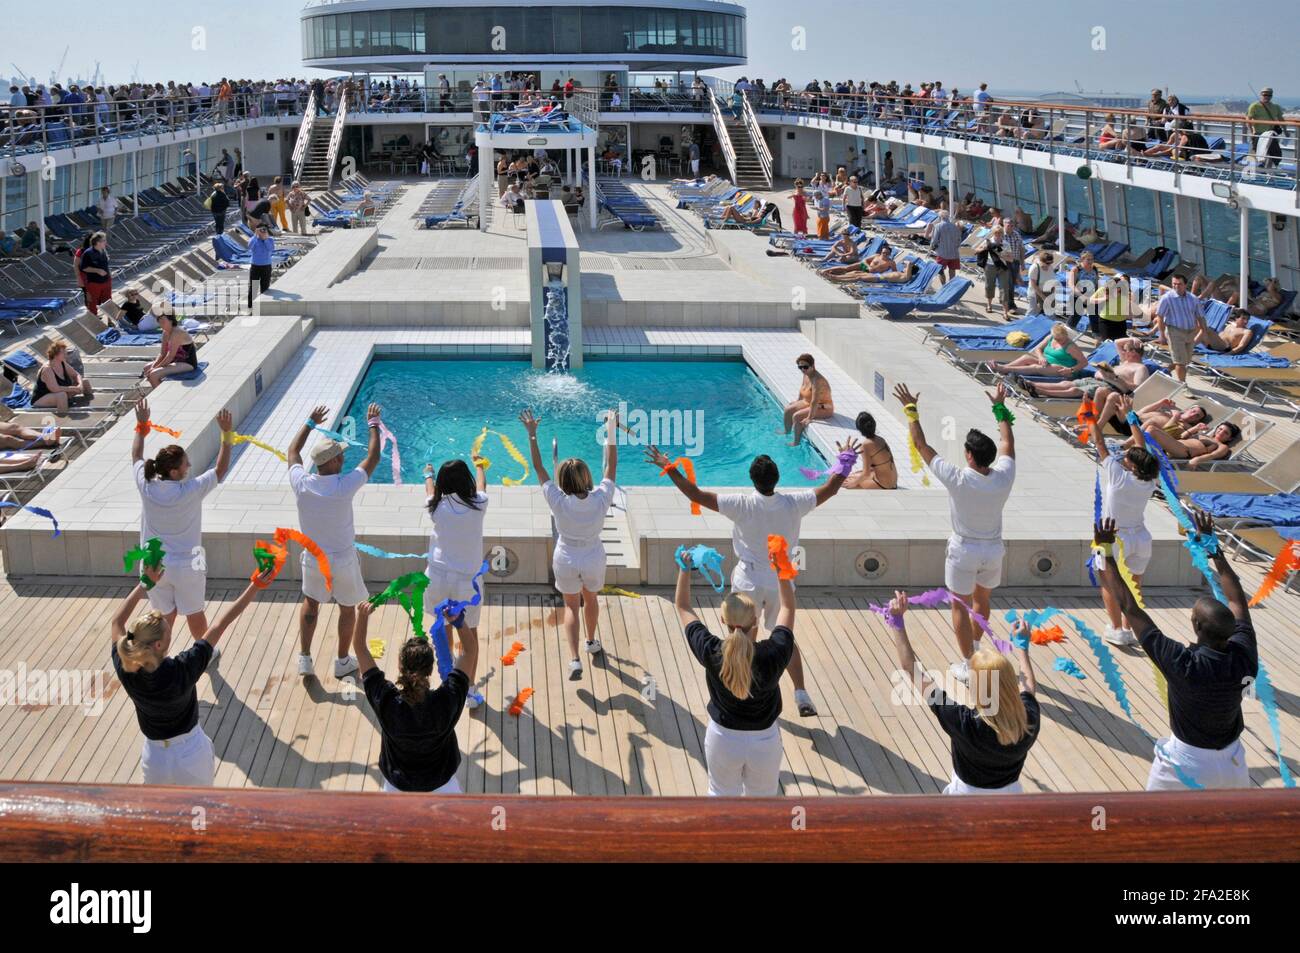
[1200,353,1292,368]
[96,328,121,345]
[107,333,164,347]
[3,350,37,370]
[1188,492,1300,526]
[3,383,31,409]
[172,361,208,382]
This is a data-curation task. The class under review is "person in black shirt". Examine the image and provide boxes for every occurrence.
[111,563,270,786]
[1094,514,1256,790]
[209,183,230,235]
[353,601,478,793]
[887,590,1040,793]
[675,549,795,796]
[116,287,148,330]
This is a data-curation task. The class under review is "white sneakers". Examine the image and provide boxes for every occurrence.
[1104,626,1139,647]
[568,658,583,680]
[949,658,971,684]
[296,654,360,678]
[794,688,818,717]
[585,639,603,656]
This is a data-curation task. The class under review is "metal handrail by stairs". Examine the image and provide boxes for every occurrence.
[291,90,317,184]
[323,87,349,189]
[708,88,739,185]
[741,92,774,188]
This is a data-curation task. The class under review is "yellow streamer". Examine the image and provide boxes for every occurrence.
[1152,659,1169,709]
[1115,538,1146,609]
[902,404,930,487]
[368,639,386,659]
[229,432,288,462]
[600,585,643,599]
[472,427,529,486]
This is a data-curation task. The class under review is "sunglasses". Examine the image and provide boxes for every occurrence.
[796,364,811,371]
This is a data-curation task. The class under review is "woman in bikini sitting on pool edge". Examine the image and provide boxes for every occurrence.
[782,354,834,446]
[842,412,898,489]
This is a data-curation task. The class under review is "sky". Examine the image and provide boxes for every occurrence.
[4,0,1297,101]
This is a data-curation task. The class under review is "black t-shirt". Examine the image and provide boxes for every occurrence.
[928,689,1040,788]
[684,621,793,730]
[363,666,468,791]
[79,247,109,280]
[1139,619,1257,750]
[111,640,213,740]
[119,299,146,326]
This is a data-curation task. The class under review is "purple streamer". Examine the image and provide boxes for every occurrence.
[867,587,1011,653]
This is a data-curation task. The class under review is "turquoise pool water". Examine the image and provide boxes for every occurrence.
[339,357,827,485]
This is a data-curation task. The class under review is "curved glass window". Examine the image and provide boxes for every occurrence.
[302,6,746,59]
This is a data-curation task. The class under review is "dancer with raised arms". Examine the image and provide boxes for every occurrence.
[422,454,490,709]
[352,600,478,793]
[885,591,1040,794]
[286,404,382,680]
[648,436,859,716]
[132,398,234,642]
[894,381,1016,683]
[112,561,274,785]
[1093,514,1257,790]
[520,407,618,680]
[675,548,796,796]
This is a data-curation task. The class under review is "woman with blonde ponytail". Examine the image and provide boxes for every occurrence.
[884,591,1040,794]
[675,549,796,796]
[353,601,479,793]
[110,561,271,786]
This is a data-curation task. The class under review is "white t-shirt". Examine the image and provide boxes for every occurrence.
[134,460,218,569]
[100,196,118,218]
[543,478,615,553]
[427,493,489,575]
[289,463,368,557]
[716,489,818,586]
[928,455,1016,542]
[1102,455,1151,532]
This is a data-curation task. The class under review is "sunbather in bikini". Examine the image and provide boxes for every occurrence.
[1141,420,1242,469]
[989,322,1086,377]
[842,412,898,489]
[818,232,859,265]
[0,420,61,451]
[825,258,919,286]
[0,451,47,475]
[821,248,896,281]
[781,354,834,446]
[1010,337,1150,400]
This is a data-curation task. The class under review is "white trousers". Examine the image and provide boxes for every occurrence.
[1146,736,1249,791]
[705,718,783,796]
[140,724,215,786]
[942,771,1024,795]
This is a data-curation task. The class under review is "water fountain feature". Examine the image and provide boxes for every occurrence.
[543,281,571,372]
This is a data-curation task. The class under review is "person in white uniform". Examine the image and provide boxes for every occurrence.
[886,590,1040,794]
[111,560,273,786]
[423,456,490,708]
[1090,397,1160,646]
[894,381,1016,684]
[285,404,382,679]
[521,408,618,680]
[1094,513,1256,790]
[648,438,858,716]
[131,398,233,642]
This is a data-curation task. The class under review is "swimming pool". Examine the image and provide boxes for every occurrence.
[339,357,827,485]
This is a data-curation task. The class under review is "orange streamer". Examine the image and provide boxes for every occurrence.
[1250,539,1300,606]
[767,534,798,580]
[659,457,701,515]
[501,641,526,666]
[508,687,534,717]
[250,527,333,590]
[1076,398,1097,445]
[1031,624,1066,645]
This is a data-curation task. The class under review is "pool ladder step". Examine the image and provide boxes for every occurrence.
[601,509,640,585]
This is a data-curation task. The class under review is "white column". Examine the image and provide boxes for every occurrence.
[476,132,491,232]
[588,142,597,230]
[1057,170,1066,240]
[134,151,141,217]
[1239,205,1250,308]
[820,128,827,173]
[873,138,881,186]
[36,170,47,253]
[947,151,956,216]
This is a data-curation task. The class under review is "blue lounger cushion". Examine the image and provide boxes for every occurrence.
[1200,353,1291,368]
[1187,492,1300,526]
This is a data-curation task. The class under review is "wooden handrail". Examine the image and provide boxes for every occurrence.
[2,782,1296,862]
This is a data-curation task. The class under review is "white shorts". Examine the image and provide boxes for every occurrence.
[147,565,207,617]
[944,537,1005,594]
[705,718,783,796]
[942,771,1024,795]
[381,774,462,794]
[730,561,782,631]
[1146,735,1249,791]
[1117,526,1153,576]
[140,724,215,786]
[303,549,368,607]
[553,545,606,595]
[425,565,485,628]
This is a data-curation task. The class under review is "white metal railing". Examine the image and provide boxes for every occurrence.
[291,89,317,184]
[741,92,773,188]
[324,86,349,188]
[708,89,738,186]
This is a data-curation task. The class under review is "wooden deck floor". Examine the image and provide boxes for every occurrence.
[1,567,1296,794]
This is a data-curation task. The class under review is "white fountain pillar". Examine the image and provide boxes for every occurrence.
[525,200,583,369]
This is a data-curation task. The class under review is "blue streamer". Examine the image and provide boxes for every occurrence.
[675,544,726,593]
[1254,661,1296,788]
[307,419,367,448]
[1153,469,1227,603]
[427,558,491,706]
[1054,657,1086,679]
[355,541,425,560]
[0,502,59,536]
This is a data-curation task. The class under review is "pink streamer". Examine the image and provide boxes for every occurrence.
[376,420,402,485]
